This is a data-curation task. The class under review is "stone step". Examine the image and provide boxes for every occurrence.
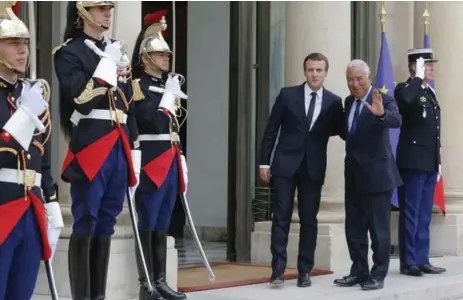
[187,256,463,300]
[35,256,463,300]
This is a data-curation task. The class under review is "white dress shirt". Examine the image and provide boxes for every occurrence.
[305,83,323,131]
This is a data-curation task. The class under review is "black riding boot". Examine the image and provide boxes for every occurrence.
[89,236,111,300]
[68,235,92,300]
[137,230,164,300]
[152,231,186,299]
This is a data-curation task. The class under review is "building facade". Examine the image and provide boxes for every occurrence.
[23,0,463,272]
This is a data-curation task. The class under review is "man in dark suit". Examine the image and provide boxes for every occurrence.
[258,52,343,288]
[333,59,402,291]
[394,48,446,276]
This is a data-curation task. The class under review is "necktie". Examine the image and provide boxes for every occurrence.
[306,92,317,130]
[349,99,361,135]
[425,87,436,104]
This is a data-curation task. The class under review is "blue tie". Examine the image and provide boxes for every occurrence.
[306,92,317,129]
[349,100,361,135]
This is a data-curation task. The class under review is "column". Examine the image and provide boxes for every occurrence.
[383,1,415,82]
[285,1,350,224]
[251,1,351,272]
[415,2,463,256]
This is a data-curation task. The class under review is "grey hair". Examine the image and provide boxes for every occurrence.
[346,59,371,75]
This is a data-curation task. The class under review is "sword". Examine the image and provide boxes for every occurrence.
[171,1,213,281]
[126,189,156,295]
[27,2,59,299]
[180,193,215,281]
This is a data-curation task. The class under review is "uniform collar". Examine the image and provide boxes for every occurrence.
[82,32,106,50]
[142,71,165,86]
[0,75,18,90]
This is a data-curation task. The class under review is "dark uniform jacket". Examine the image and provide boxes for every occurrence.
[53,33,140,186]
[394,77,441,173]
[133,72,185,194]
[0,77,57,260]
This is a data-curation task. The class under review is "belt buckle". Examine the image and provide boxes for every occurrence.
[24,170,36,189]
[171,132,179,144]
[114,109,124,123]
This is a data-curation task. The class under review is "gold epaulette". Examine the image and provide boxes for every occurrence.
[132,79,145,101]
[52,38,72,56]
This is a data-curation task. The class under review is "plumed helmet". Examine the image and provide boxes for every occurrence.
[139,9,172,55]
[76,1,115,30]
[0,1,29,40]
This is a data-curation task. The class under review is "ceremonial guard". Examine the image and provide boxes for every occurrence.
[394,48,446,276]
[130,10,188,300]
[53,1,142,299]
[0,2,60,299]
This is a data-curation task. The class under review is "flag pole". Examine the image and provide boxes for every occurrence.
[378,1,387,33]
[423,3,430,35]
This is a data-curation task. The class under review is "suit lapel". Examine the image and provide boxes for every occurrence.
[296,83,306,120]
[355,90,373,131]
[345,96,354,132]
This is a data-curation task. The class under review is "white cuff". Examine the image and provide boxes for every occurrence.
[93,57,118,87]
[259,165,270,169]
[3,106,39,150]
[45,202,64,229]
[159,92,177,115]
[131,149,141,174]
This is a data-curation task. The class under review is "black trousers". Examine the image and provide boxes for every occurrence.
[270,158,322,275]
[345,187,392,281]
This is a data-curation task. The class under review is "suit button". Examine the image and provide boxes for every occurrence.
[413,141,416,144]
[436,116,439,119]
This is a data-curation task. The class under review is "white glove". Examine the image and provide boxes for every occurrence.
[159,74,188,114]
[45,202,64,262]
[85,39,123,87]
[129,150,142,198]
[416,57,425,80]
[3,82,48,150]
[180,154,188,194]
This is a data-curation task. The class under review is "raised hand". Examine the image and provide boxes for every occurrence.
[364,89,385,116]
[415,57,425,80]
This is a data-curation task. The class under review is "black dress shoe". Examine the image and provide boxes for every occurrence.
[297,274,311,287]
[270,274,284,286]
[333,275,367,287]
[419,264,446,274]
[400,266,423,277]
[361,279,384,291]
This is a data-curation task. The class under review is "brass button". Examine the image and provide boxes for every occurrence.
[27,154,31,160]
[5,132,9,137]
[10,97,15,101]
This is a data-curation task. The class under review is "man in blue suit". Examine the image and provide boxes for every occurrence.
[259,52,344,288]
[333,59,402,291]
